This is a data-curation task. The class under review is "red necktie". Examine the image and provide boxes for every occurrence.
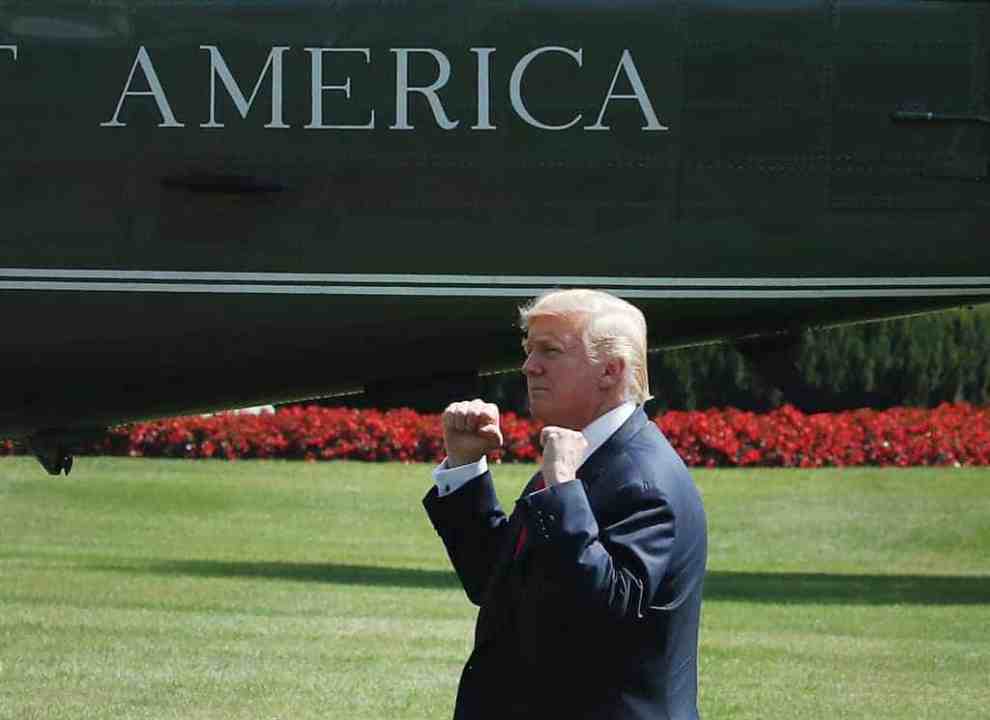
[513,474,546,558]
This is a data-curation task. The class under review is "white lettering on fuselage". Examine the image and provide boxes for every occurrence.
[304,48,375,130]
[389,48,459,130]
[101,46,184,127]
[97,46,668,132]
[510,46,584,131]
[1,45,17,61]
[200,45,289,129]
[471,47,495,131]
[586,49,667,131]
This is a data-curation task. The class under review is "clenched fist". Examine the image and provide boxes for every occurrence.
[540,426,588,486]
[442,399,503,467]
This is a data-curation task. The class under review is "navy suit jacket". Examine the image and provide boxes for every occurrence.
[423,407,707,720]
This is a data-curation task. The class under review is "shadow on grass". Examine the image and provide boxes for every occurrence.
[90,559,461,589]
[88,559,989,604]
[705,571,990,606]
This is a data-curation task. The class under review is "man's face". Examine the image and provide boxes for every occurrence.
[522,314,604,429]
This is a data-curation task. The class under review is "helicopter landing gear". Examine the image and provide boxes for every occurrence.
[28,433,75,476]
[26,428,105,476]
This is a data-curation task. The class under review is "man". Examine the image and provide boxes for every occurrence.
[423,289,707,720]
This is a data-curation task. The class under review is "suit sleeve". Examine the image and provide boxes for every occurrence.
[516,462,676,622]
[423,471,510,605]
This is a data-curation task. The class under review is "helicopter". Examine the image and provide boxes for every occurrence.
[2,0,989,474]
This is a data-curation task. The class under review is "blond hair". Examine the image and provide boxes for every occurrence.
[518,289,652,404]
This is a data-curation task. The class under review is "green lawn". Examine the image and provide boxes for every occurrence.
[1,458,988,719]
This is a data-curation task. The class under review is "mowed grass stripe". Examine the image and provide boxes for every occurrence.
[1,458,988,719]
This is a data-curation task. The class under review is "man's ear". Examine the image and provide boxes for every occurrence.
[599,357,625,390]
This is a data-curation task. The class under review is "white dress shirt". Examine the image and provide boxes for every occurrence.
[432,401,637,497]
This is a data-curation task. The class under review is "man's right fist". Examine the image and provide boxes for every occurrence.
[442,399,503,467]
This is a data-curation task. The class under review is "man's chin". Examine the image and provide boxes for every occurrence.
[527,394,550,422]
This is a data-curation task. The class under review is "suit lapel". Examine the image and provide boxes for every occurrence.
[481,470,543,601]
[521,470,546,497]
[474,470,544,648]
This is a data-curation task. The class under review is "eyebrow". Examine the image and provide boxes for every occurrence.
[522,334,566,351]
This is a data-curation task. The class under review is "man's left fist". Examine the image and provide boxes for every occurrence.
[540,426,588,487]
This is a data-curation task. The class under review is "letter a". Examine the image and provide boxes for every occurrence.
[586,50,667,131]
[101,47,183,127]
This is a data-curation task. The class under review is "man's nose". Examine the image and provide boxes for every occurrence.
[522,353,542,376]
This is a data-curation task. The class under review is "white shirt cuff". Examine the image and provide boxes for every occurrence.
[433,455,488,497]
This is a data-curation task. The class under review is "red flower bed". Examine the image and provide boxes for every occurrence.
[656,403,990,467]
[2,403,989,467]
[108,407,543,463]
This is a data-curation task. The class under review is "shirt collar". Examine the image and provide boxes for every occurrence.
[580,401,636,465]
